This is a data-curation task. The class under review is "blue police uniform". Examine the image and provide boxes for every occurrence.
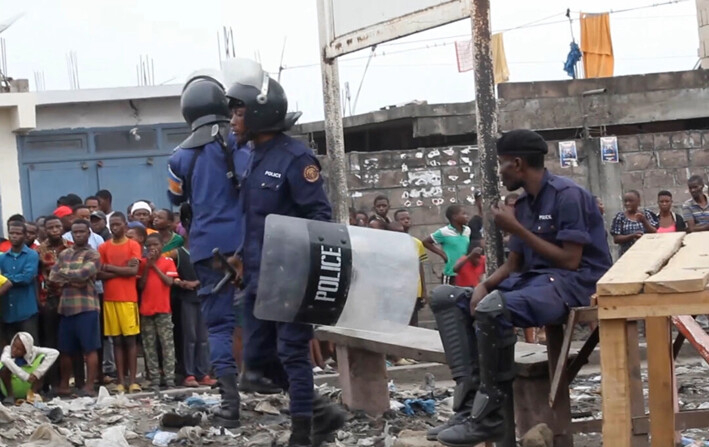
[498,170,612,327]
[240,133,331,417]
[168,138,251,378]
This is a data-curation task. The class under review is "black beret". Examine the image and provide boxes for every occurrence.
[496,129,548,155]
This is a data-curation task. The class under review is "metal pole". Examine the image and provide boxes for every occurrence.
[317,0,350,224]
[471,2,512,444]
[471,0,504,273]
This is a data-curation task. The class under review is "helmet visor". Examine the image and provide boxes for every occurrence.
[223,58,270,104]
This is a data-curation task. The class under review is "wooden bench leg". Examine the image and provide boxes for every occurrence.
[514,325,572,447]
[600,319,632,447]
[549,311,579,408]
[566,327,599,381]
[646,317,675,447]
[545,325,573,447]
[625,321,649,447]
[335,345,389,416]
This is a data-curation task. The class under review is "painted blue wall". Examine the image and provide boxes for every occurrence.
[18,124,189,220]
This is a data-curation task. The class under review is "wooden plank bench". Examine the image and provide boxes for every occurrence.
[316,325,578,444]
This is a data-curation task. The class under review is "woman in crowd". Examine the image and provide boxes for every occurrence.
[610,190,657,257]
[654,190,687,233]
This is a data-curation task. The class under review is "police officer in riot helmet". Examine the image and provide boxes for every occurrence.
[226,58,344,447]
[167,71,249,429]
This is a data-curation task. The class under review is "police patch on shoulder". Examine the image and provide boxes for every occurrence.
[303,165,320,183]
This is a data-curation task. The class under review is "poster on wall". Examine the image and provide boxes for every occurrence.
[559,141,578,168]
[600,136,619,163]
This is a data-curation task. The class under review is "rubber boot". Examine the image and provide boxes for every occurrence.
[427,285,479,441]
[239,369,284,394]
[312,394,346,446]
[289,416,313,447]
[212,374,241,428]
[426,376,477,441]
[436,409,505,447]
[437,290,514,447]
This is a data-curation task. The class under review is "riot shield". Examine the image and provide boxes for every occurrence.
[255,215,419,332]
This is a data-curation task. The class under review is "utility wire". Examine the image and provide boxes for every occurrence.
[282,0,691,72]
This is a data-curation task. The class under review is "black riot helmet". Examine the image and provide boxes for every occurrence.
[224,58,300,134]
[179,70,231,148]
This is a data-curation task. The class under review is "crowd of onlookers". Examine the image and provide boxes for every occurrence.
[1,173,707,402]
[0,189,215,403]
[609,175,709,256]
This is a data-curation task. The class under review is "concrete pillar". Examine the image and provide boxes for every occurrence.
[0,109,23,235]
[697,0,709,69]
[0,92,36,236]
[585,138,623,261]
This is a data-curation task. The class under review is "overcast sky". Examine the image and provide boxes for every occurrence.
[0,0,700,122]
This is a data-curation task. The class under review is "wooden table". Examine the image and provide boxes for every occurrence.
[597,232,709,446]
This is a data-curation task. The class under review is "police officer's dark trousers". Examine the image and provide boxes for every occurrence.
[242,284,314,417]
[194,260,240,426]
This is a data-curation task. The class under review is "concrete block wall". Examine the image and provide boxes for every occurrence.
[540,131,709,215]
[616,130,709,208]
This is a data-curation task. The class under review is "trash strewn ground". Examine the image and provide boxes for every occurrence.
[0,360,706,446]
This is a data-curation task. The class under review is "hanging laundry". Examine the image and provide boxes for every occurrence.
[580,12,614,78]
[491,33,510,84]
[564,41,582,78]
[454,33,510,84]
[454,39,474,72]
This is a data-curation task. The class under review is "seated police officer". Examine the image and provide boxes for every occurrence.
[225,59,344,447]
[429,129,612,446]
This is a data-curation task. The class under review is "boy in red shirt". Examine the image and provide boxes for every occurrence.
[138,234,178,391]
[98,213,142,394]
[453,247,486,288]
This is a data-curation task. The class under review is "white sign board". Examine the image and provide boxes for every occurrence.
[319,0,469,58]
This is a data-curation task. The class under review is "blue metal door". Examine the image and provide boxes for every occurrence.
[25,161,97,219]
[96,156,170,214]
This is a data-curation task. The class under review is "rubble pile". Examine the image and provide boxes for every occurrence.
[0,362,706,446]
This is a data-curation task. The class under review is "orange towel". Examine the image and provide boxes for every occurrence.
[580,12,614,78]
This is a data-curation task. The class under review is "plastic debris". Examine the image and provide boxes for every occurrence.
[184,396,206,407]
[401,399,436,416]
[388,380,397,393]
[21,424,72,447]
[389,400,405,411]
[255,400,281,415]
[152,430,179,446]
[85,425,131,447]
[0,405,16,423]
[177,425,204,442]
[246,432,273,447]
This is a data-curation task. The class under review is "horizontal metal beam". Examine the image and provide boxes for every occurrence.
[324,1,469,59]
